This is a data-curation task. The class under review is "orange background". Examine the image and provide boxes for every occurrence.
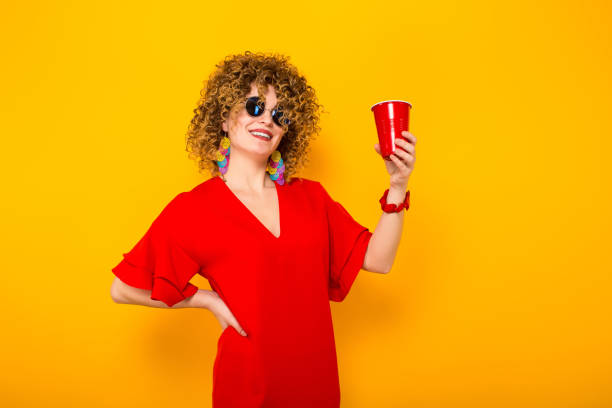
[1,1,610,407]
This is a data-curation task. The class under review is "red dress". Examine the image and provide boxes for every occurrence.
[112,176,373,407]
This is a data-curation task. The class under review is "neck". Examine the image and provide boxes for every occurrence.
[221,148,274,193]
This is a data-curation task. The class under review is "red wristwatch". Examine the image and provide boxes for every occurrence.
[379,188,410,213]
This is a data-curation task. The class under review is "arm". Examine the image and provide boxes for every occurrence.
[110,276,215,309]
[110,277,249,336]
[362,185,407,274]
[364,131,416,274]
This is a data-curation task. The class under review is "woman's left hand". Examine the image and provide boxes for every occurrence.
[374,131,417,189]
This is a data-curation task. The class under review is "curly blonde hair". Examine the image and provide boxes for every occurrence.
[185,51,325,183]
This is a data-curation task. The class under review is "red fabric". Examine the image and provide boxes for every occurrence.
[111,176,373,407]
[112,192,201,307]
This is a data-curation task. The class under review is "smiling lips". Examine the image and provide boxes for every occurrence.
[249,128,272,140]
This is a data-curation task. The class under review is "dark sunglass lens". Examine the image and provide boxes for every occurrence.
[273,109,290,127]
[247,97,290,126]
[246,97,263,116]
[273,110,282,123]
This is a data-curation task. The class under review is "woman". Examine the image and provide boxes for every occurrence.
[110,51,416,408]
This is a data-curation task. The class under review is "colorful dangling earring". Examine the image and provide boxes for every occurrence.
[267,150,285,185]
[216,131,285,185]
[216,132,230,181]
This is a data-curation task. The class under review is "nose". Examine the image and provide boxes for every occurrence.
[258,108,274,126]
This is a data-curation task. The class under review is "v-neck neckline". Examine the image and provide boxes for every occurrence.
[216,175,283,240]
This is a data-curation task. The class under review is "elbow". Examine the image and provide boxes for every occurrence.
[110,288,122,304]
[363,256,391,274]
[374,264,391,274]
[363,243,393,274]
[110,278,126,303]
[380,261,393,274]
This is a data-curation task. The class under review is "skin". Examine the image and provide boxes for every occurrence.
[220,81,286,193]
[111,82,418,339]
[111,81,286,337]
[365,131,417,279]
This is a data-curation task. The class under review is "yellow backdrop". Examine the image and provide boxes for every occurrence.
[1,1,610,407]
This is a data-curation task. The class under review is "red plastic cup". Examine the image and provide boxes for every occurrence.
[370,100,412,161]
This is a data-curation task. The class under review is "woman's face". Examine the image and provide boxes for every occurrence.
[222,82,285,158]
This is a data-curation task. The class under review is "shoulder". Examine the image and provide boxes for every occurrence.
[285,176,322,192]
[148,188,204,240]
[153,190,193,225]
[188,176,221,196]
[285,176,328,198]
[153,179,220,222]
[284,177,334,208]
[179,177,227,208]
[288,177,336,200]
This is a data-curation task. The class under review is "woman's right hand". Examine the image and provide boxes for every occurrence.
[205,290,248,337]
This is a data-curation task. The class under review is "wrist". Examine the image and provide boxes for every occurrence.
[389,181,408,192]
[386,185,408,204]
[379,185,410,213]
[194,289,218,310]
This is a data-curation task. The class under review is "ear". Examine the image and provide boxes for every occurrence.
[222,120,228,133]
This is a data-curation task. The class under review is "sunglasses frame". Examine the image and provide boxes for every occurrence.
[244,96,290,127]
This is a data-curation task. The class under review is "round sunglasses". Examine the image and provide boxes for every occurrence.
[244,96,290,127]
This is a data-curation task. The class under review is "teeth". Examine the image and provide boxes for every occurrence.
[250,131,271,139]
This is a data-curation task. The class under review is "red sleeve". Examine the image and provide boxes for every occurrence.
[111,192,200,307]
[317,181,373,302]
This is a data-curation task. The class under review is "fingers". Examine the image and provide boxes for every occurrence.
[390,132,416,170]
[223,323,247,336]
[389,152,410,171]
[393,147,415,163]
[233,319,247,336]
[215,299,247,337]
[223,323,248,337]
[219,317,248,337]
[401,130,417,144]
[396,136,415,155]
[391,150,412,165]
[375,133,416,154]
